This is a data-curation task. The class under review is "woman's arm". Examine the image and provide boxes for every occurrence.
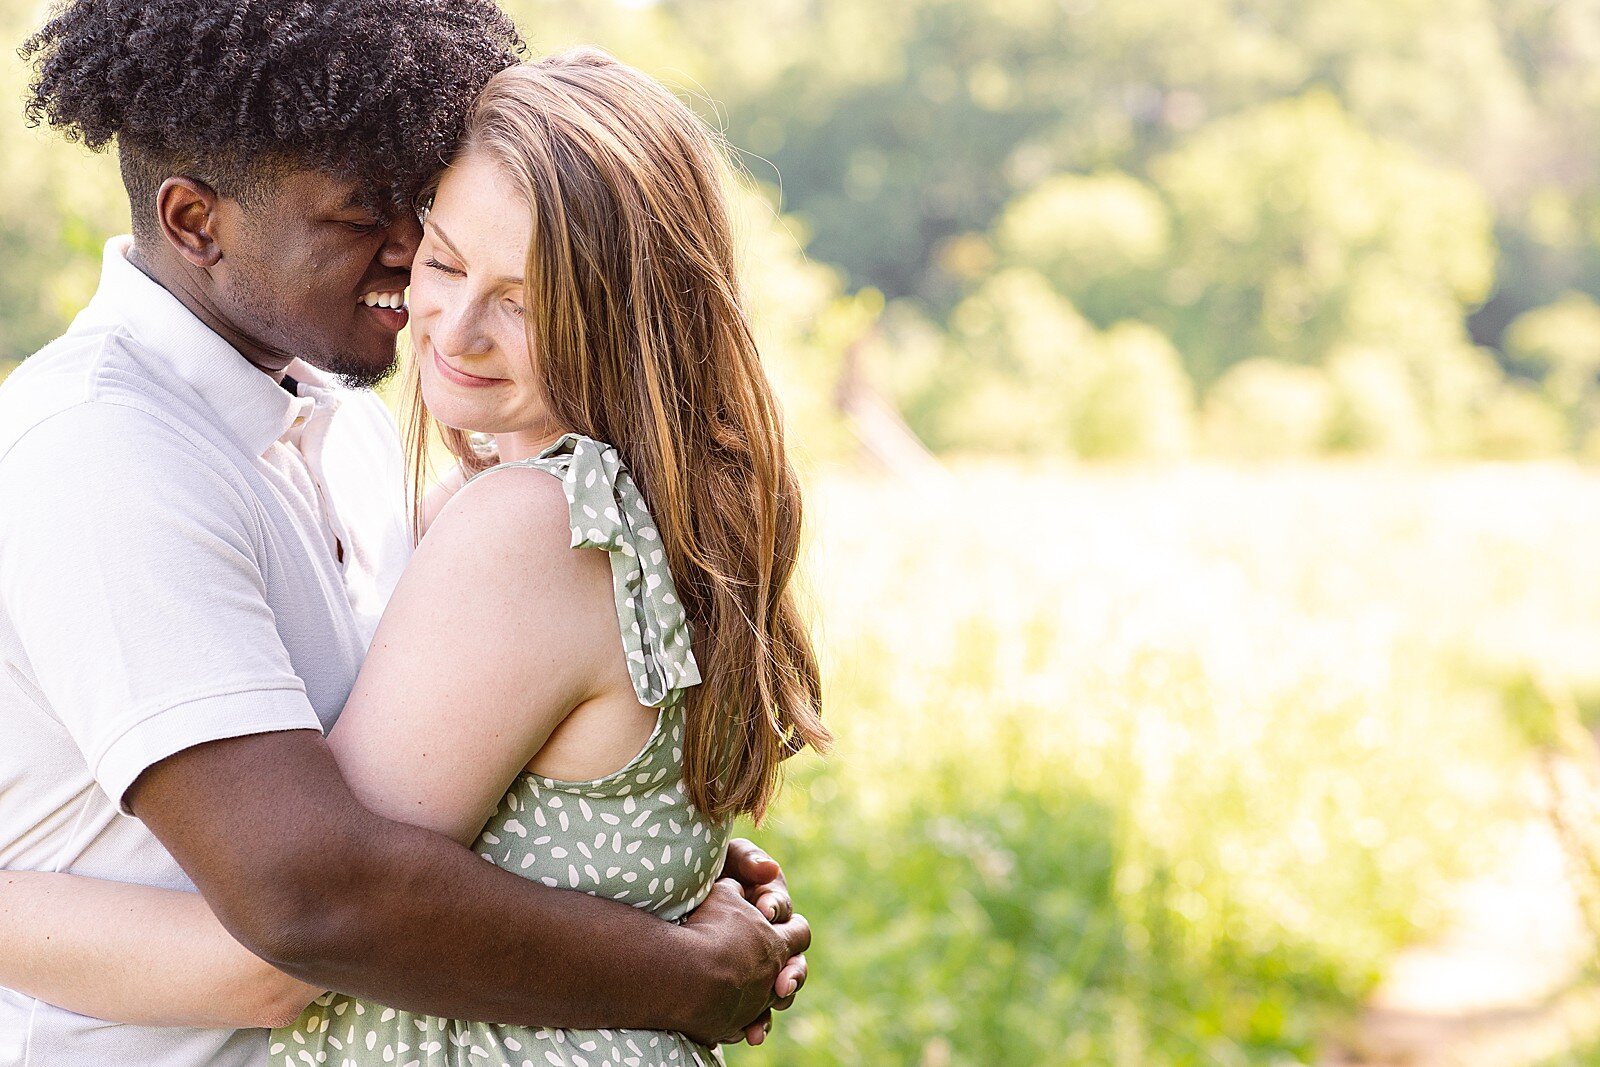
[0,870,321,1029]
[326,464,615,843]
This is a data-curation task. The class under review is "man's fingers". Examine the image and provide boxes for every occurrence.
[775,911,811,958]
[723,837,783,891]
[743,1009,774,1046]
[755,887,793,923]
[709,876,745,901]
[774,954,807,1002]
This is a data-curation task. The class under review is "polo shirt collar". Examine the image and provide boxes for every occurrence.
[84,237,315,457]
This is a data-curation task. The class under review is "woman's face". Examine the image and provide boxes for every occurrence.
[410,148,556,448]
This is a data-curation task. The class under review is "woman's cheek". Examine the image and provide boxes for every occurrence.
[407,273,443,328]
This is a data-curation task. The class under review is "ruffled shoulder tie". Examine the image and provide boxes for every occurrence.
[472,433,702,707]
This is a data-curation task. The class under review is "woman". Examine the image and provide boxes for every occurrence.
[0,49,828,1065]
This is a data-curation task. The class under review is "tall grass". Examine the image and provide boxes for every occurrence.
[735,462,1600,1065]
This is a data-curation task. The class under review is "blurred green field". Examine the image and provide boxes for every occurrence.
[730,461,1600,1066]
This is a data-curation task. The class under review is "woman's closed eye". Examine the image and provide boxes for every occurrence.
[424,257,465,277]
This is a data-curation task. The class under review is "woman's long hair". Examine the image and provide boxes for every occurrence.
[403,49,829,822]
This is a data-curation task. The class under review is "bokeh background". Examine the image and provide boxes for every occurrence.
[8,1,1600,1064]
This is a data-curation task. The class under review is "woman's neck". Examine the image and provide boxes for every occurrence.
[492,426,570,464]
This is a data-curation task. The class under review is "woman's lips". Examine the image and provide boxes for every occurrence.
[433,347,504,388]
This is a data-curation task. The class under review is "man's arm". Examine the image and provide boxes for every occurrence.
[0,841,804,1034]
[126,729,804,1044]
[0,410,803,1042]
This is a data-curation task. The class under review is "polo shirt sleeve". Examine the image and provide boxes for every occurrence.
[0,402,322,813]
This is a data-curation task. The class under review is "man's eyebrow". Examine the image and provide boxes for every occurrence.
[336,190,393,220]
[426,218,525,286]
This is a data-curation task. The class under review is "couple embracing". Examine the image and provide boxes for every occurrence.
[0,2,828,1065]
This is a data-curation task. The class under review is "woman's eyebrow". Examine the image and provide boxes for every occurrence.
[425,218,466,258]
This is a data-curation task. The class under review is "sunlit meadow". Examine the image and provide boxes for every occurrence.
[731,462,1600,1066]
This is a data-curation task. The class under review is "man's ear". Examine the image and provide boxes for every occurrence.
[155,177,223,268]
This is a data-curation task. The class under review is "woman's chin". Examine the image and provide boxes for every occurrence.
[420,386,489,435]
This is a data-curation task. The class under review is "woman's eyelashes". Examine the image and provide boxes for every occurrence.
[423,256,523,316]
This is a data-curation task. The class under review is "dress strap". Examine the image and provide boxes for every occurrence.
[470,433,702,707]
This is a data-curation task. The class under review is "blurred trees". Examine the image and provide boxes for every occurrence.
[0,0,127,371]
[5,0,1600,460]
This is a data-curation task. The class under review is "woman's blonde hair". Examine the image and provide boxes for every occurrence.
[403,49,829,822]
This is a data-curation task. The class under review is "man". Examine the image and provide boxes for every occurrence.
[0,2,807,1064]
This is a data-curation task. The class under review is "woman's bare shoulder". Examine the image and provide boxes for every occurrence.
[428,460,572,547]
[414,462,615,622]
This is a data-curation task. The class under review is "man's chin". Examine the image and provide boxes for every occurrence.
[305,347,400,391]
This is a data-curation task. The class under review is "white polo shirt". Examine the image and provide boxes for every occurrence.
[0,238,411,1066]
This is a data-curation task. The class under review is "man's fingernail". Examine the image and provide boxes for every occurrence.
[778,977,796,997]
[762,903,777,919]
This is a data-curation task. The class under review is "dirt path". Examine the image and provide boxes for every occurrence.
[1322,785,1600,1067]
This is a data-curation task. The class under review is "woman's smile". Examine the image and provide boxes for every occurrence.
[431,344,506,388]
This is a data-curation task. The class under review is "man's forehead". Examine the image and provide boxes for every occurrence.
[275,168,395,212]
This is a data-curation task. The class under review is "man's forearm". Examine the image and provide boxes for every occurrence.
[235,813,723,1035]
[127,733,760,1044]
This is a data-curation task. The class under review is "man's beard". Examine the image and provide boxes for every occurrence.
[315,346,400,391]
[233,277,401,391]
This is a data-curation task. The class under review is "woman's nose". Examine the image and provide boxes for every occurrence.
[430,297,491,359]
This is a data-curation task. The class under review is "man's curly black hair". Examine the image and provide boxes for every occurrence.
[20,0,525,240]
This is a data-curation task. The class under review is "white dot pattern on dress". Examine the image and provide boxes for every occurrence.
[272,434,727,1067]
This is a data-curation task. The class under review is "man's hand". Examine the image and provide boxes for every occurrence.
[720,839,809,1046]
[676,877,810,1045]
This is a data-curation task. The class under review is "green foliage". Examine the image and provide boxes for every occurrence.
[732,467,1547,1064]
[1507,292,1600,428]
[919,270,1195,460]
[9,0,1600,459]
[1071,322,1194,461]
[954,87,1520,461]
[993,172,1170,329]
[934,268,1095,454]
[727,187,867,463]
[0,0,128,359]
[1323,347,1428,457]
[1475,381,1570,460]
[1539,1025,1600,1067]
[1508,293,1600,382]
[1151,92,1494,389]
[1201,360,1334,460]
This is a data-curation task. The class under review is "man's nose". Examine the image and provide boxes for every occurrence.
[380,213,423,269]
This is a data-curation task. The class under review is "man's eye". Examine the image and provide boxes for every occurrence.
[342,220,382,234]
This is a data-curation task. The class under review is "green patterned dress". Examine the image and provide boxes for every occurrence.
[269,434,728,1067]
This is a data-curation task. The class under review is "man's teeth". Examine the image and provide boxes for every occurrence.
[361,292,406,309]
